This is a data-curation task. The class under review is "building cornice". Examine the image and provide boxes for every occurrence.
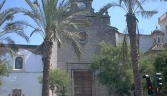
[158,12,167,25]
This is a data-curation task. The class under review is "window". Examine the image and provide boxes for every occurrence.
[78,32,88,43]
[154,37,156,44]
[12,89,22,96]
[13,55,24,71]
[74,71,92,96]
[158,37,160,43]
[15,57,23,69]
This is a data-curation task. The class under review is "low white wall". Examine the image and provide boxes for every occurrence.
[0,73,42,96]
[0,49,43,96]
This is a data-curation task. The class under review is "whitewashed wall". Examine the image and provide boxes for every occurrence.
[159,20,167,43]
[116,32,153,53]
[0,49,43,96]
[139,35,152,53]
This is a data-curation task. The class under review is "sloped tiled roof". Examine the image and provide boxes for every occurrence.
[149,44,164,51]
[144,44,165,55]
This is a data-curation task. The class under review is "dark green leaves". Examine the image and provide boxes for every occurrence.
[90,41,133,96]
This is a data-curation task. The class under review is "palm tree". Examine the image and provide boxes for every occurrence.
[98,0,157,96]
[7,0,89,96]
[0,0,29,55]
[0,0,29,88]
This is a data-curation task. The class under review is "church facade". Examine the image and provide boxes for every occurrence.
[0,0,167,96]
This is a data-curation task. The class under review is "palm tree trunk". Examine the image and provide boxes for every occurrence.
[42,40,53,96]
[126,13,143,96]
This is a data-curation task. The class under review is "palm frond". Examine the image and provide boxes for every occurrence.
[0,1,33,56]
[15,31,30,42]
[4,20,35,29]
[135,10,158,19]
[133,0,146,12]
[63,30,82,59]
[59,11,90,30]
[58,0,66,9]
[0,0,6,11]
[69,18,90,27]
[122,0,134,12]
[25,0,39,13]
[119,0,123,5]
[4,37,15,45]
[128,0,133,13]
[51,29,62,47]
[17,0,91,60]
[98,2,127,17]
[20,7,44,29]
[24,0,45,33]
[3,21,32,42]
[120,0,129,11]
[0,7,25,26]
[41,0,48,22]
[30,28,43,39]
[1,43,14,57]
[0,37,19,56]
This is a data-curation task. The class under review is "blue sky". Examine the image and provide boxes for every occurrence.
[92,0,167,34]
[2,0,167,45]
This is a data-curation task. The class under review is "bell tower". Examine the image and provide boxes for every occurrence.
[151,26,165,46]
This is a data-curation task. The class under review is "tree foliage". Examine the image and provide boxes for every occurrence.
[0,0,29,88]
[140,54,156,74]
[98,0,157,95]
[0,59,11,86]
[38,68,71,96]
[90,41,133,96]
[154,48,167,88]
[10,0,90,95]
[8,0,90,58]
[50,68,71,96]
[0,0,29,56]
[139,54,156,89]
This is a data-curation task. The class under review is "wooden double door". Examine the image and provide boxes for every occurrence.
[74,71,93,96]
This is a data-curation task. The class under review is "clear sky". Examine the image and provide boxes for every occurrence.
[92,0,167,34]
[2,0,167,45]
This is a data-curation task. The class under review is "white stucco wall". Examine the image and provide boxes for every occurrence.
[116,32,153,53]
[139,35,152,53]
[0,49,43,96]
[159,20,167,43]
